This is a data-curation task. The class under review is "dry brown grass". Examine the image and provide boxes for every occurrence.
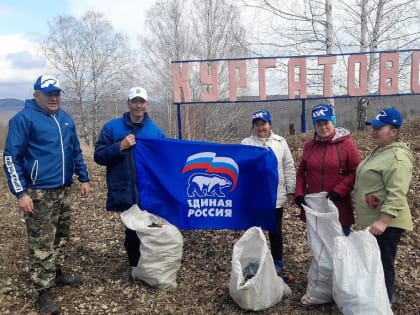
[0,118,419,314]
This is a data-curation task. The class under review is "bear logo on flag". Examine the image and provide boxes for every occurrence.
[187,173,232,197]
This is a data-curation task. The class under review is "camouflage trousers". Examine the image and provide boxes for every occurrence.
[24,186,72,291]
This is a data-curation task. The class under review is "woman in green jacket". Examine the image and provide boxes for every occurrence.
[352,107,414,304]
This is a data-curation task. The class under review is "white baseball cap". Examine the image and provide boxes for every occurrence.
[128,87,148,101]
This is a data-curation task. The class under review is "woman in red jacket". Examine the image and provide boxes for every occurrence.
[294,103,361,235]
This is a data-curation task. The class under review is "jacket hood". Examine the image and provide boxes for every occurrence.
[25,99,42,111]
[375,142,414,162]
[25,98,61,116]
[314,127,350,143]
[123,111,150,129]
[24,99,36,108]
[250,131,285,144]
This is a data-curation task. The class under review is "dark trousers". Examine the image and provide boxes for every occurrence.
[269,207,284,262]
[375,227,404,302]
[124,228,140,267]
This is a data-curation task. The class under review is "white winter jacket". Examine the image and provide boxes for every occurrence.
[241,132,296,207]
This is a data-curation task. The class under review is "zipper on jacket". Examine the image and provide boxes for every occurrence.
[321,142,327,190]
[52,114,66,185]
[31,160,39,184]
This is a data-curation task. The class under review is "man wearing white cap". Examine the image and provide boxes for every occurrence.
[94,87,164,276]
[3,74,91,314]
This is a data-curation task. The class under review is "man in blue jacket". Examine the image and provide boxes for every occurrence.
[3,74,91,315]
[94,86,164,275]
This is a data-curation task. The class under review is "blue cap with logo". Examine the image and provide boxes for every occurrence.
[34,75,63,93]
[311,103,336,125]
[366,108,403,128]
[252,109,271,123]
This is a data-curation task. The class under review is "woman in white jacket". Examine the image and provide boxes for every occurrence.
[241,109,296,273]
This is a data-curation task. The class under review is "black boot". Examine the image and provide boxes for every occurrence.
[37,289,60,315]
[55,268,82,287]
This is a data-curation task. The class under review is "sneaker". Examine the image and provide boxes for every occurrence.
[37,289,60,315]
[55,269,82,287]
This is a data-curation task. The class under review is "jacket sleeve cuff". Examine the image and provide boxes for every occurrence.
[380,207,397,218]
[16,191,27,198]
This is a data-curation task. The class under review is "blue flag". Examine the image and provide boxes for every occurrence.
[134,137,278,231]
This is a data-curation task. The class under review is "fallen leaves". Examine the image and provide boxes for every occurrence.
[0,118,419,314]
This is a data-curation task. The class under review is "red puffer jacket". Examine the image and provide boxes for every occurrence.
[295,127,361,226]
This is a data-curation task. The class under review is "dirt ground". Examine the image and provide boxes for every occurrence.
[0,119,419,315]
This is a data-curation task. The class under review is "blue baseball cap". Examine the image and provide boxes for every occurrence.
[366,108,403,128]
[252,109,271,123]
[34,75,63,93]
[311,103,336,125]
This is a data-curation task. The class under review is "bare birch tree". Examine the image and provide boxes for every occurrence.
[140,0,192,138]
[243,0,419,54]
[242,0,335,55]
[338,0,420,87]
[187,0,249,142]
[242,0,419,130]
[43,11,137,146]
[140,0,249,141]
[337,0,419,126]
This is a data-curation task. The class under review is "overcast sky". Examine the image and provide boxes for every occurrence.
[0,0,157,100]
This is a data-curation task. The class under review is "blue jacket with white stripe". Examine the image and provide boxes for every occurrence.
[3,99,90,197]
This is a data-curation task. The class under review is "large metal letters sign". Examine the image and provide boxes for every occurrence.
[172,49,420,104]
[171,49,419,138]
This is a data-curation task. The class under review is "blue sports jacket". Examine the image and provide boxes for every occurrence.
[94,112,164,212]
[3,99,90,197]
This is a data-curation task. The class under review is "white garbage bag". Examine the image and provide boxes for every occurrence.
[301,192,343,305]
[229,226,291,311]
[121,205,183,289]
[333,229,393,315]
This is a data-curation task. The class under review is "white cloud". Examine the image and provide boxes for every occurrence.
[0,0,158,99]
[0,34,47,99]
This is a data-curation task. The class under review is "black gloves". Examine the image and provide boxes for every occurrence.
[294,196,306,208]
[326,191,340,202]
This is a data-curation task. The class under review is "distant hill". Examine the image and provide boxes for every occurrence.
[0,99,25,124]
[0,98,24,111]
